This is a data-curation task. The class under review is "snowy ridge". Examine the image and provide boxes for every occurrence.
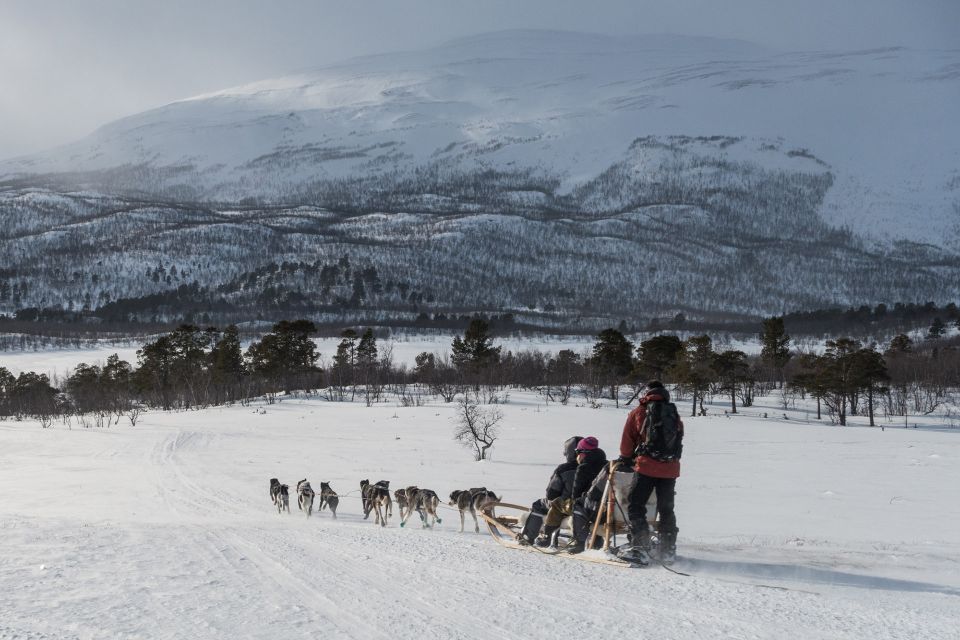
[1,31,959,321]
[3,31,959,246]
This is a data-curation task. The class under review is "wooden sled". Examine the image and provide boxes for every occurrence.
[478,501,637,568]
[478,462,658,568]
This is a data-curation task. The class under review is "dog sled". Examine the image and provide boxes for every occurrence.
[478,462,659,568]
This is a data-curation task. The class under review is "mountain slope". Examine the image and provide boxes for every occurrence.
[1,31,959,324]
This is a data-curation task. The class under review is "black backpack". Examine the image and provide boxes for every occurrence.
[636,400,683,461]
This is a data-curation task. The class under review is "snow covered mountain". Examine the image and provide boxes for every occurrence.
[1,31,959,323]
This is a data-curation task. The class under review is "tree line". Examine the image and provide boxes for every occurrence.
[2,316,959,428]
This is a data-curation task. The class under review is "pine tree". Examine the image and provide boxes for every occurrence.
[854,347,889,427]
[760,316,791,387]
[789,353,828,420]
[332,329,358,400]
[210,325,244,402]
[669,335,714,417]
[356,328,379,405]
[0,367,15,417]
[820,338,861,425]
[246,320,318,394]
[451,319,501,385]
[886,334,913,354]
[589,328,635,405]
[712,350,749,413]
[635,334,683,381]
[926,317,946,341]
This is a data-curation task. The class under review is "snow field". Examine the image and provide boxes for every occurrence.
[1,390,958,639]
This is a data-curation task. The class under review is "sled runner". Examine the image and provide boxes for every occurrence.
[478,463,661,568]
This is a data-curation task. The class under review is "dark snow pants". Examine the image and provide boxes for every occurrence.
[627,474,677,535]
[571,497,597,543]
[520,498,548,542]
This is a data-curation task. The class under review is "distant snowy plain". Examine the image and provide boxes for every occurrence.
[1,380,957,639]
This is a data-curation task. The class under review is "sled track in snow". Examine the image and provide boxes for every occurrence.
[129,422,960,640]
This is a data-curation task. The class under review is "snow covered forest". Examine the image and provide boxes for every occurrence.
[2,33,959,329]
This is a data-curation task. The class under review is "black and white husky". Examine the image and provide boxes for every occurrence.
[360,479,392,527]
[400,486,442,528]
[449,487,500,533]
[318,482,339,519]
[394,488,410,520]
[297,479,315,517]
[269,478,290,514]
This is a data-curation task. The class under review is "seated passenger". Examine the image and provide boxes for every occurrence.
[516,435,582,545]
[537,436,607,548]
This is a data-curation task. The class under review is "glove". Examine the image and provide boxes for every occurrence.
[614,456,634,469]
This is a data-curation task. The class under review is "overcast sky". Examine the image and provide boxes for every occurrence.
[1,0,957,159]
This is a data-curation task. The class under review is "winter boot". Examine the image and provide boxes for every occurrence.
[518,502,546,545]
[535,525,559,548]
[658,528,678,565]
[617,520,652,565]
[565,539,586,555]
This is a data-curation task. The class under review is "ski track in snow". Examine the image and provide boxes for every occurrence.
[1,392,959,639]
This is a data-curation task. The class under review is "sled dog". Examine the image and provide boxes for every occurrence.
[297,479,315,517]
[269,478,282,506]
[278,484,290,514]
[449,487,500,533]
[360,479,392,526]
[269,478,290,514]
[401,486,442,528]
[318,482,339,519]
[394,488,410,520]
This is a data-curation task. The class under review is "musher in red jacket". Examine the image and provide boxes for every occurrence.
[617,380,683,564]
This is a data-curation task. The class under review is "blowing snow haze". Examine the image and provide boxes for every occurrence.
[1,30,959,327]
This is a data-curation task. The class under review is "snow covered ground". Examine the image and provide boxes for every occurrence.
[1,386,958,639]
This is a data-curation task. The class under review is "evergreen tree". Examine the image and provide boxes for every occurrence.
[451,319,501,385]
[65,363,104,415]
[210,325,245,402]
[635,334,683,381]
[356,328,379,405]
[926,317,946,340]
[0,367,15,417]
[356,328,378,368]
[886,334,913,354]
[331,329,358,400]
[854,347,889,427]
[760,316,792,387]
[589,328,635,404]
[789,352,828,420]
[101,354,134,418]
[413,352,436,383]
[669,335,714,417]
[246,320,319,394]
[546,349,582,404]
[135,334,176,409]
[712,349,749,413]
[820,338,861,425]
[11,372,58,421]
